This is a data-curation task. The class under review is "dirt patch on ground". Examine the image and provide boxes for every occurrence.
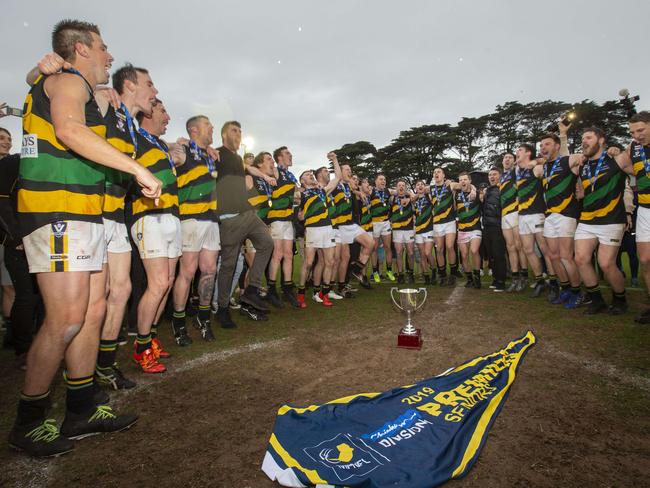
[1,285,650,487]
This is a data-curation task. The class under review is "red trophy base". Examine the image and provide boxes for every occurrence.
[397,329,423,350]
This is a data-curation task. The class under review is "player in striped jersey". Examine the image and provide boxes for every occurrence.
[500,152,528,292]
[333,164,374,295]
[268,146,301,308]
[413,180,436,284]
[130,100,183,367]
[535,131,583,307]
[11,20,157,457]
[316,166,344,300]
[455,172,482,289]
[431,167,458,286]
[370,174,396,283]
[390,179,415,283]
[574,128,634,315]
[296,153,342,307]
[609,112,650,322]
[515,143,558,298]
[171,116,219,345]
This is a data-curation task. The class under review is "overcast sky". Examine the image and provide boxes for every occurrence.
[2,0,649,175]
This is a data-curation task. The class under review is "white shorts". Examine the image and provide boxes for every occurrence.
[543,213,577,239]
[414,231,434,245]
[131,214,183,259]
[339,224,365,244]
[501,212,519,231]
[458,230,482,244]
[332,228,342,244]
[180,219,220,253]
[0,245,12,286]
[372,220,391,238]
[574,223,625,246]
[433,221,457,238]
[393,229,415,244]
[636,206,650,243]
[518,213,545,236]
[305,226,336,249]
[270,220,294,241]
[23,221,106,273]
[103,218,131,255]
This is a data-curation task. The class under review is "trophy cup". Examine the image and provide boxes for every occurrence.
[390,287,427,349]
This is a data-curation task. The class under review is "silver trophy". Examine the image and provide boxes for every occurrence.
[390,287,427,349]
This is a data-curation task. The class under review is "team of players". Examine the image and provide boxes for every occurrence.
[7,19,650,459]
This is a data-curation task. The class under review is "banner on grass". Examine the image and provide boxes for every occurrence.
[262,331,536,488]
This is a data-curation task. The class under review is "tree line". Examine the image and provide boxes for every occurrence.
[332,99,632,186]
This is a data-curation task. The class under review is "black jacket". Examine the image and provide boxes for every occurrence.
[482,185,502,228]
[0,154,21,248]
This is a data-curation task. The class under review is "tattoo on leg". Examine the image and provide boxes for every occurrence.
[198,273,216,305]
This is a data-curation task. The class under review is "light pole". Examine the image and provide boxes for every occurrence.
[241,136,255,156]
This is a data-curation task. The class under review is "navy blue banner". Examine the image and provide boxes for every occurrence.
[262,331,536,487]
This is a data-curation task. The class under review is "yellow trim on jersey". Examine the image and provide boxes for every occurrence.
[179,200,216,216]
[305,212,329,227]
[580,195,621,221]
[433,207,451,223]
[107,136,135,156]
[248,194,267,206]
[639,194,650,205]
[132,193,179,215]
[518,195,537,211]
[18,189,102,215]
[272,183,295,199]
[103,194,124,213]
[268,208,294,219]
[24,112,106,150]
[458,216,480,230]
[177,164,208,188]
[501,201,518,215]
[546,194,572,214]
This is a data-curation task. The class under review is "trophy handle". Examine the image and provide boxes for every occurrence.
[390,287,402,310]
[414,287,428,312]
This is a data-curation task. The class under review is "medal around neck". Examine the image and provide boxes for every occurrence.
[390,287,427,349]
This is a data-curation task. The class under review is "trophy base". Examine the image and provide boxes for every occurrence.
[397,329,423,350]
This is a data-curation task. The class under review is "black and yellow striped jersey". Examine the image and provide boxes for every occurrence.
[327,193,338,229]
[579,153,626,225]
[431,184,456,224]
[370,188,391,222]
[176,142,217,221]
[129,130,178,219]
[331,183,353,227]
[269,167,297,222]
[301,187,331,228]
[248,175,272,223]
[516,167,546,215]
[18,71,106,238]
[358,195,373,231]
[499,169,518,217]
[455,190,481,231]
[542,156,579,218]
[631,141,650,209]
[389,195,414,230]
[103,104,137,223]
[414,194,433,234]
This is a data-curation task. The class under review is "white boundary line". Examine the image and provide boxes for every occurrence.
[3,337,292,488]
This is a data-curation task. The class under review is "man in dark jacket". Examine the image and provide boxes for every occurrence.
[480,167,508,291]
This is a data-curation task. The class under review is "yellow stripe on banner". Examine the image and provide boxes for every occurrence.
[447,331,535,375]
[580,195,621,221]
[433,207,451,223]
[451,331,536,478]
[177,164,208,188]
[18,189,103,216]
[269,434,327,485]
[278,392,381,416]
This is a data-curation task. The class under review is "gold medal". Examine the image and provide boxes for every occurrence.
[268,200,272,207]
[210,170,218,178]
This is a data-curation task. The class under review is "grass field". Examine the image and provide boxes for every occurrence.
[1,275,649,487]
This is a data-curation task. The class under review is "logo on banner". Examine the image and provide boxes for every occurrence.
[304,433,387,482]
